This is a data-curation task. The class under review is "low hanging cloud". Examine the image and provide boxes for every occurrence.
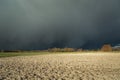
[0,0,120,50]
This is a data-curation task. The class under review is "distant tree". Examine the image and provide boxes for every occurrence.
[101,44,112,52]
[77,49,83,52]
[63,48,75,52]
[48,48,61,52]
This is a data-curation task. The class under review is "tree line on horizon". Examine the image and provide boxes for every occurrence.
[0,44,120,52]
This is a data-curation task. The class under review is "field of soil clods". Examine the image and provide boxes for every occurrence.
[0,53,120,80]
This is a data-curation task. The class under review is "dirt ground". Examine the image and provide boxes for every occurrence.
[0,53,120,80]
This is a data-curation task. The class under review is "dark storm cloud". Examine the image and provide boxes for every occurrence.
[0,0,120,50]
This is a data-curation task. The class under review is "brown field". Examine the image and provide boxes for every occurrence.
[0,52,120,80]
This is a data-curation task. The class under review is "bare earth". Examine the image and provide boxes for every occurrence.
[0,53,120,80]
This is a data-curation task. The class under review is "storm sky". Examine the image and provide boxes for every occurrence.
[0,0,120,50]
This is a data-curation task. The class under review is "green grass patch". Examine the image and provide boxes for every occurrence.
[1,51,120,58]
[0,52,50,58]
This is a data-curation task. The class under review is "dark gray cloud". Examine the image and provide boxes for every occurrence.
[0,0,120,50]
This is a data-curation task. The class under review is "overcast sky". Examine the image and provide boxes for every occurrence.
[0,0,120,50]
